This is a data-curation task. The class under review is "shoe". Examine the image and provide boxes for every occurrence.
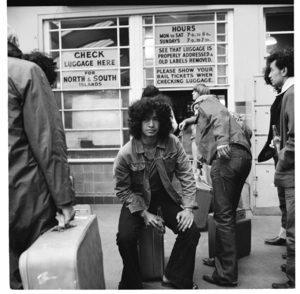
[281,264,286,273]
[282,253,287,259]
[203,274,238,287]
[264,236,286,246]
[272,280,295,289]
[118,281,144,289]
[203,257,215,267]
[161,279,198,289]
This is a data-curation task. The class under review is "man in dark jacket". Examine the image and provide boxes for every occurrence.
[265,48,295,289]
[258,62,287,247]
[194,88,252,287]
[8,25,75,289]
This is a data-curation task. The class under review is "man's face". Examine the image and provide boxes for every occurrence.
[269,60,286,88]
[142,111,159,138]
[192,90,200,101]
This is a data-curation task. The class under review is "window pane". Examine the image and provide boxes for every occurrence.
[145,80,154,87]
[266,11,294,32]
[49,21,59,29]
[155,13,214,24]
[123,130,130,145]
[68,149,119,159]
[218,65,227,76]
[144,47,154,60]
[122,110,129,128]
[53,72,60,89]
[66,130,120,149]
[62,29,117,49]
[217,44,226,55]
[143,17,153,24]
[217,35,226,42]
[50,52,60,69]
[120,48,130,67]
[61,18,117,29]
[53,92,62,109]
[217,13,227,21]
[144,59,154,66]
[144,27,153,39]
[121,90,129,107]
[50,31,59,50]
[120,28,129,46]
[217,23,226,34]
[119,17,128,26]
[64,110,120,129]
[217,56,227,63]
[64,90,119,110]
[218,77,227,84]
[145,68,154,79]
[121,69,130,86]
[266,33,294,54]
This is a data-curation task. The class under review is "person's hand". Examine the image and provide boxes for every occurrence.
[179,121,186,130]
[176,209,194,231]
[140,210,161,229]
[58,204,75,228]
[217,144,231,158]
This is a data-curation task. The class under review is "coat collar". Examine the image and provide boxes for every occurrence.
[134,137,166,154]
[276,77,294,96]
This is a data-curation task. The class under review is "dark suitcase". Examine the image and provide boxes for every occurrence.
[208,213,251,259]
[19,214,105,289]
[194,182,213,230]
[138,226,165,281]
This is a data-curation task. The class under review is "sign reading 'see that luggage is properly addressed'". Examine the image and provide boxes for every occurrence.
[153,23,216,86]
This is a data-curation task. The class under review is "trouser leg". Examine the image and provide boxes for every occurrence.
[116,205,144,289]
[149,189,200,289]
[285,187,295,286]
[210,148,251,284]
[277,186,287,236]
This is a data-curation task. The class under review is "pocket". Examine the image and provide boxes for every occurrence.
[163,152,176,173]
[129,162,145,184]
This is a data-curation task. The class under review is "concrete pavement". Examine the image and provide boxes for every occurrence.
[92,204,288,290]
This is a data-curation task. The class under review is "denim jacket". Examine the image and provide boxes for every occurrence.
[113,134,198,213]
[195,95,252,165]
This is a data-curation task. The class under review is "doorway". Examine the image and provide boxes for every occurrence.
[163,89,228,125]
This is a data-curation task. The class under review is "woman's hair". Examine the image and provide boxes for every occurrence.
[266,46,294,77]
[193,83,210,95]
[128,96,173,139]
[141,85,160,98]
[23,50,58,87]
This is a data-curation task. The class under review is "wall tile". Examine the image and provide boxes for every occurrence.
[94,173,102,182]
[84,164,94,172]
[75,183,84,193]
[102,164,113,173]
[95,197,104,204]
[84,197,95,204]
[84,183,94,192]
[84,173,94,182]
[94,164,103,172]
[74,164,84,172]
[74,172,84,183]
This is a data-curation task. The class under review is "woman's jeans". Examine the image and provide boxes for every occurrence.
[210,144,252,284]
[116,188,200,289]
